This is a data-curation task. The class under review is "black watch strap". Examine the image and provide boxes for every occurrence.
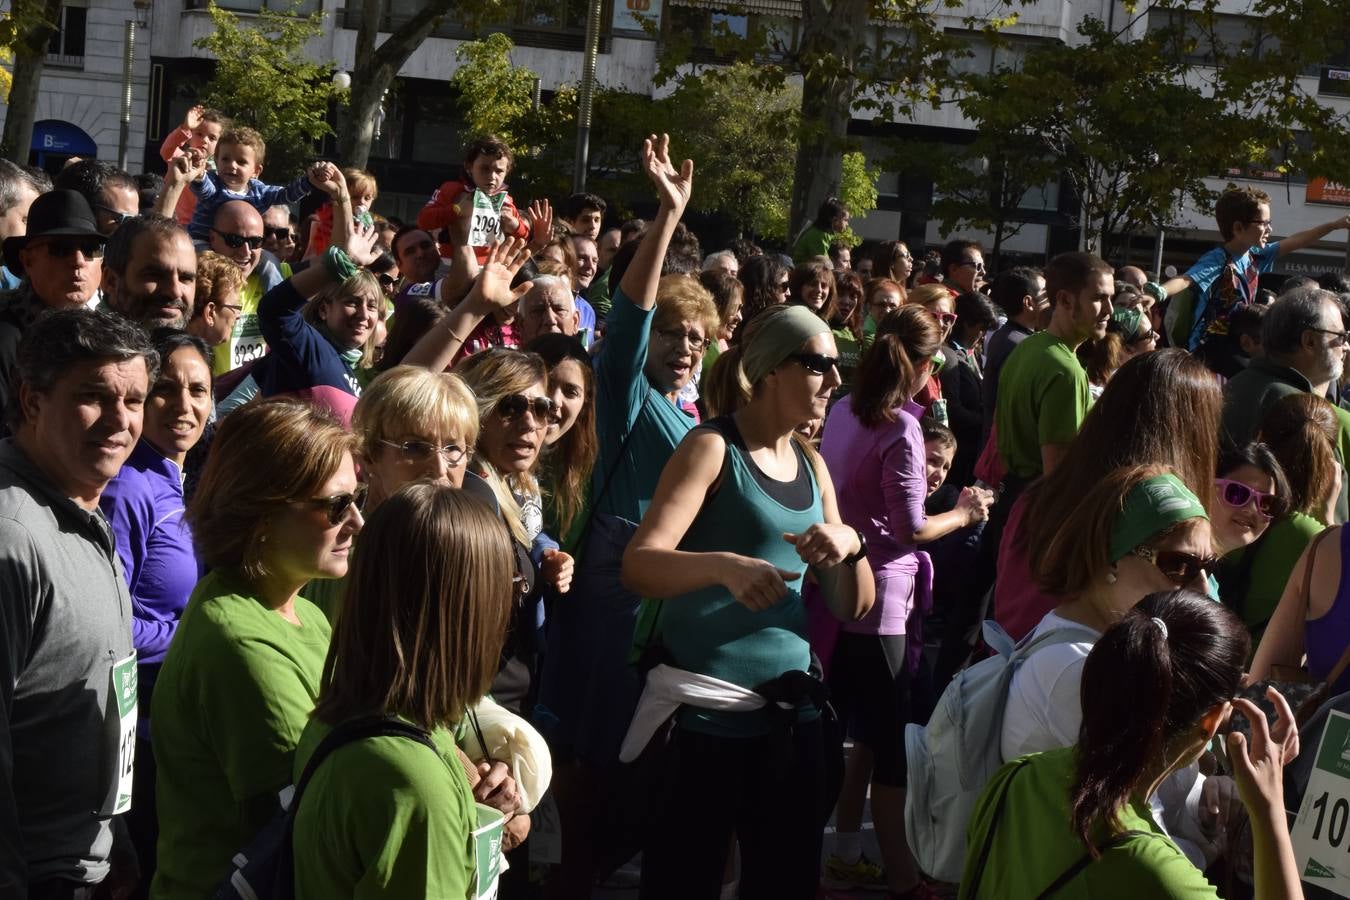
[841,529,868,566]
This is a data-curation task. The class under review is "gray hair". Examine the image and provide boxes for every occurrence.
[0,159,44,215]
[702,250,736,271]
[104,213,190,275]
[9,307,159,428]
[526,275,570,298]
[1262,287,1342,358]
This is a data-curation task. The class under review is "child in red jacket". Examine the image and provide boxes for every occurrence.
[159,105,231,226]
[418,134,529,262]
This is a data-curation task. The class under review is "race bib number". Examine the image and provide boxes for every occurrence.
[472,802,507,900]
[1292,710,1350,894]
[103,653,138,815]
[468,190,505,247]
[231,315,268,369]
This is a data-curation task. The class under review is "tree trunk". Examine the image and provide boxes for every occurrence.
[335,0,455,167]
[788,0,866,240]
[1,0,62,164]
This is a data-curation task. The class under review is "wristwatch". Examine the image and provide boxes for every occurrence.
[841,529,868,566]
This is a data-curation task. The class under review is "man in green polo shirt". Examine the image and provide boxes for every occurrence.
[996,250,1114,481]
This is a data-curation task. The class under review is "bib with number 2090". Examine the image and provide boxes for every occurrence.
[468,190,506,247]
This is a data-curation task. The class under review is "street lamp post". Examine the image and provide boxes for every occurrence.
[117,0,152,171]
[573,0,602,192]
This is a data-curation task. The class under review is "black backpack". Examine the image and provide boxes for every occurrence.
[213,716,437,900]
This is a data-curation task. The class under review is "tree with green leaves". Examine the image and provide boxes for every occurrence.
[0,0,62,164]
[193,2,344,179]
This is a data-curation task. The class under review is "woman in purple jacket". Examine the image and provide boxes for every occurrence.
[816,306,993,898]
[99,328,214,889]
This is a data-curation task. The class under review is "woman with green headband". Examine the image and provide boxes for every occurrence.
[623,303,874,899]
[1002,464,1231,867]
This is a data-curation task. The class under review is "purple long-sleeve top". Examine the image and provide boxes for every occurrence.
[99,440,201,664]
[819,396,927,635]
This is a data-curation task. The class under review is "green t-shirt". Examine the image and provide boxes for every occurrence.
[995,331,1090,480]
[291,718,476,900]
[149,568,332,900]
[792,226,834,264]
[961,748,1218,899]
[831,325,861,396]
[1221,511,1325,644]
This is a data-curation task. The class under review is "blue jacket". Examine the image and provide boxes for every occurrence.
[188,170,312,242]
[257,279,361,425]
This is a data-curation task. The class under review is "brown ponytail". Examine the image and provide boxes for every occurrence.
[850,305,940,428]
[1257,392,1340,520]
[1071,590,1248,856]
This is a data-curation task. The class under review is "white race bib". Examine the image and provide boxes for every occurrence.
[1292,709,1350,894]
[103,653,138,815]
[468,190,505,247]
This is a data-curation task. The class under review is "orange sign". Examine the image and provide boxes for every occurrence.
[1307,177,1350,206]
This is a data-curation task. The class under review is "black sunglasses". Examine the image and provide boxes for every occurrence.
[788,352,840,376]
[496,393,558,423]
[34,237,105,259]
[264,226,293,242]
[211,227,265,250]
[93,204,138,227]
[1131,545,1218,587]
[294,484,368,525]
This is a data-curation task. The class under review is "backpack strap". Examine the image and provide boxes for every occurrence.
[962,758,1032,897]
[1034,830,1154,899]
[292,716,438,810]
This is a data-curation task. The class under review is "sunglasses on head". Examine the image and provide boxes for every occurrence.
[295,483,368,525]
[211,227,265,250]
[380,438,467,466]
[788,352,840,376]
[35,237,104,259]
[1131,545,1218,587]
[1215,478,1284,520]
[496,393,558,423]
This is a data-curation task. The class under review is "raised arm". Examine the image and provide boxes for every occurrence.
[403,238,534,371]
[619,134,694,312]
[154,151,207,219]
[1277,213,1350,257]
[281,164,380,300]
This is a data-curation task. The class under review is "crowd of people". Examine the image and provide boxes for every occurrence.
[6,102,1350,900]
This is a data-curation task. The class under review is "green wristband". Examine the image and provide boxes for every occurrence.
[322,245,358,283]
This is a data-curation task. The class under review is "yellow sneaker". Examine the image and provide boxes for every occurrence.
[823,852,887,891]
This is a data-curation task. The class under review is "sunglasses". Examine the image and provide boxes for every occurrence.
[380,438,467,466]
[264,226,293,242]
[935,311,958,326]
[958,259,987,272]
[788,352,840,375]
[1215,478,1284,520]
[295,483,368,525]
[496,393,557,423]
[34,237,105,259]
[93,204,138,227]
[1130,545,1218,587]
[377,273,397,288]
[211,227,265,250]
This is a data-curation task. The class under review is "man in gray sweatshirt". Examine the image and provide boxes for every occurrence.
[0,308,156,899]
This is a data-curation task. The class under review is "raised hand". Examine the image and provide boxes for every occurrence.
[470,236,534,312]
[184,104,204,131]
[342,221,382,267]
[168,149,207,186]
[525,199,554,253]
[1227,696,1291,821]
[307,161,344,195]
[640,133,694,215]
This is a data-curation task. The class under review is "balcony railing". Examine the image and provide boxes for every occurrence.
[44,52,84,69]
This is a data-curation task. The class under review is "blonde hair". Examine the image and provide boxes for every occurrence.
[313,484,514,728]
[303,270,388,368]
[653,274,719,338]
[188,398,356,583]
[193,251,245,317]
[908,283,952,310]
[343,167,378,203]
[352,366,480,462]
[453,347,550,545]
[218,125,266,165]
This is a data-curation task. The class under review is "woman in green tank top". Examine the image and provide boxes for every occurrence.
[623,303,875,900]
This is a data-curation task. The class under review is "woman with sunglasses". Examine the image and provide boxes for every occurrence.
[905,284,957,422]
[965,590,1302,900]
[254,170,386,426]
[873,240,914,290]
[149,399,361,900]
[994,349,1222,643]
[1211,444,1299,644]
[292,484,520,900]
[624,303,874,900]
[1248,394,1350,690]
[1001,465,1232,869]
[814,305,991,900]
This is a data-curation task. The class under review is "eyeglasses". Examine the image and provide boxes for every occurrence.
[264,226,293,242]
[776,280,790,292]
[655,327,708,352]
[211,228,265,250]
[34,237,104,259]
[216,302,243,315]
[496,393,557,424]
[1247,219,1273,229]
[380,438,467,466]
[92,204,137,228]
[1311,328,1349,348]
[787,352,840,375]
[294,484,367,525]
[1130,545,1218,587]
[1215,478,1285,520]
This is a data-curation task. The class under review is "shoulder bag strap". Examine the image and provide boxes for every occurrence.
[961,758,1033,899]
[1034,829,1153,899]
[293,716,438,807]
[566,390,652,555]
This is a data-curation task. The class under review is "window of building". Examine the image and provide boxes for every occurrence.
[47,5,86,63]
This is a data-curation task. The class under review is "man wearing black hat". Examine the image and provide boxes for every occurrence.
[0,190,106,415]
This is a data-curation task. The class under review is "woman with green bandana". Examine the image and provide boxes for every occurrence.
[962,591,1302,900]
[1001,465,1231,870]
[622,303,875,899]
